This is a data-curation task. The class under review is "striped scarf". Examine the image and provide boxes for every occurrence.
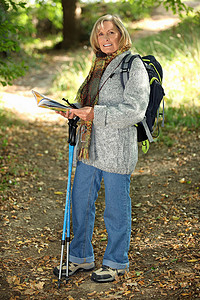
[76,45,130,160]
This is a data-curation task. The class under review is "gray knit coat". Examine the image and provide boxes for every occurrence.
[76,50,150,174]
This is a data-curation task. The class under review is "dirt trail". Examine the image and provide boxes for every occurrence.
[0,4,200,300]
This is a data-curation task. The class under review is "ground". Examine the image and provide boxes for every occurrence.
[0,5,200,300]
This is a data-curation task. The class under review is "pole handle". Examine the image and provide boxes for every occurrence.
[68,117,79,146]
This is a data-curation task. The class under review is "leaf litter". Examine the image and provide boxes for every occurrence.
[0,116,199,300]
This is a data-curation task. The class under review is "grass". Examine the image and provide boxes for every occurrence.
[164,106,200,129]
[159,105,200,146]
[132,15,200,108]
[0,106,24,128]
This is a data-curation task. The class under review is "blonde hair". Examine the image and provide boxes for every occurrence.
[90,14,132,54]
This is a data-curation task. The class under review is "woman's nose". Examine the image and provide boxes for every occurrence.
[105,34,110,41]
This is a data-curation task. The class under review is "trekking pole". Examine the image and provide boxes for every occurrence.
[58,103,79,288]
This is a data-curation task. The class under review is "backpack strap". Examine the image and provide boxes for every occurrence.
[151,97,165,138]
[141,117,154,143]
[120,54,140,89]
[161,100,165,127]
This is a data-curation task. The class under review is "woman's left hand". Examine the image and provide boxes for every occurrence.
[70,106,94,121]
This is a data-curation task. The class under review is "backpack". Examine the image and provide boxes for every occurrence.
[120,54,165,153]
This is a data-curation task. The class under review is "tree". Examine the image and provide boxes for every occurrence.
[61,0,78,49]
[0,0,27,86]
[32,0,79,49]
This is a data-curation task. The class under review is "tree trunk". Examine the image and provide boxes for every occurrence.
[61,0,78,49]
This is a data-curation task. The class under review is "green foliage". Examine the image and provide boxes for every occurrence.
[0,59,27,87]
[1,0,26,10]
[0,0,28,86]
[9,6,36,39]
[34,0,63,31]
[128,0,193,15]
[162,0,193,15]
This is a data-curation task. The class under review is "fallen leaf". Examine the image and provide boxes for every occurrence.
[88,291,97,296]
[134,203,142,208]
[135,271,142,276]
[179,178,186,183]
[37,267,44,272]
[123,290,131,295]
[34,281,45,289]
[54,191,64,195]
[172,216,180,220]
[187,259,200,262]
[37,153,43,156]
[24,289,36,295]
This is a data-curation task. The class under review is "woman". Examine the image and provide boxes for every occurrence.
[54,14,150,283]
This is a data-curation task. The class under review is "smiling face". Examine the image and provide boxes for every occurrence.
[97,21,121,55]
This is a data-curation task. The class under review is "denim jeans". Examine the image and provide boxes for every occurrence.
[69,161,131,270]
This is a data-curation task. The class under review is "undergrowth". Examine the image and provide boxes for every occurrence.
[133,15,200,108]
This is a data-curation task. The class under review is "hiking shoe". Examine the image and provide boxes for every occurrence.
[91,265,128,283]
[53,261,95,278]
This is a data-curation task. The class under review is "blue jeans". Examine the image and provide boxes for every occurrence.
[69,161,131,270]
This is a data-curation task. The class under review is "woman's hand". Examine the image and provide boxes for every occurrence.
[56,107,94,121]
[56,110,76,119]
[71,107,94,121]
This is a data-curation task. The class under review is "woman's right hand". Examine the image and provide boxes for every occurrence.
[56,106,94,121]
[56,110,76,119]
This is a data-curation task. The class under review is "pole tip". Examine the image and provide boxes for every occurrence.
[66,276,70,283]
[58,280,61,289]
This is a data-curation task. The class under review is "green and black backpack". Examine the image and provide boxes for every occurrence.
[121,54,165,153]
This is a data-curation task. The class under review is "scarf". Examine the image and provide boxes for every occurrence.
[76,45,130,160]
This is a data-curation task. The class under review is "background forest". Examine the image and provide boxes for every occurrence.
[0,0,200,107]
